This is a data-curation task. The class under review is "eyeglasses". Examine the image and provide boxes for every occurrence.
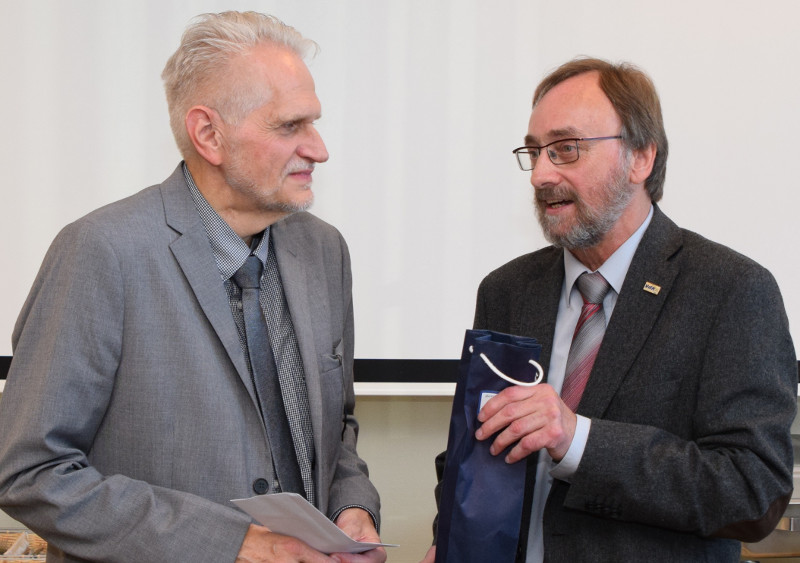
[512,136,623,171]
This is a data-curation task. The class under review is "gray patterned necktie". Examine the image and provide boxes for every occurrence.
[233,255,305,496]
[561,272,611,411]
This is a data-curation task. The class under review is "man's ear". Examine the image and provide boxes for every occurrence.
[629,142,656,185]
[185,106,225,166]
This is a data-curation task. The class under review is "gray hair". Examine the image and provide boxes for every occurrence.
[162,11,318,157]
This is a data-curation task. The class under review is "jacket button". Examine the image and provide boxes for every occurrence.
[253,478,269,495]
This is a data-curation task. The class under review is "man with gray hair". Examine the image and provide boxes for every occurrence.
[0,11,384,563]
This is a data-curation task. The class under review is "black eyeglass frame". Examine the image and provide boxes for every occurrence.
[512,135,624,171]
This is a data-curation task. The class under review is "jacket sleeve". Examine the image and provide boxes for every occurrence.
[565,262,796,542]
[0,220,252,563]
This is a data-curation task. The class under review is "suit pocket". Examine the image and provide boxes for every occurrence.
[319,351,343,375]
[318,339,345,404]
[319,353,346,428]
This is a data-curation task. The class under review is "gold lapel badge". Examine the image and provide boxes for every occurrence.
[643,281,661,295]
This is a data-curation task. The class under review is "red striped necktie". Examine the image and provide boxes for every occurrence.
[561,272,611,411]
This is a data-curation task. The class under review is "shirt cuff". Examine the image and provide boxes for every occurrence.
[550,414,591,483]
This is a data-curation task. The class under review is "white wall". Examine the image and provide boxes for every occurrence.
[354,396,452,562]
[1,0,799,360]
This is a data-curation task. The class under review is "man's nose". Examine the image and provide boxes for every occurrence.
[530,153,560,188]
[298,125,329,163]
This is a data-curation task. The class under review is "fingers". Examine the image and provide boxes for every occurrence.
[475,384,558,439]
[476,384,539,423]
[331,547,387,563]
[236,524,335,562]
[334,507,379,543]
[501,410,567,463]
[474,384,575,462]
[418,545,436,563]
[332,509,385,563]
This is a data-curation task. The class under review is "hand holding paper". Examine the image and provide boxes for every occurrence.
[235,524,333,563]
[232,493,396,556]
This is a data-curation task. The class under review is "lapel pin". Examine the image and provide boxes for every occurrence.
[643,281,661,295]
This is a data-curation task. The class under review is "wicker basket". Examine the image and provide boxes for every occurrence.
[0,529,47,560]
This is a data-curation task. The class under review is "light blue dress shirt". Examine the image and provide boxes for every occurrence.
[526,206,654,562]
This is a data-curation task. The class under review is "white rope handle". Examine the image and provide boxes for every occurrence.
[469,345,544,387]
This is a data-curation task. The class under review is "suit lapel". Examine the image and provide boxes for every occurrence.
[270,217,325,374]
[160,166,255,400]
[578,206,683,417]
[270,216,327,438]
[515,251,564,383]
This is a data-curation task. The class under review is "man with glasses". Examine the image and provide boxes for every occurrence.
[424,58,796,562]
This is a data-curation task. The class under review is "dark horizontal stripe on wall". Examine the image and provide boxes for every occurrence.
[0,356,459,383]
[354,359,459,383]
[2,357,798,384]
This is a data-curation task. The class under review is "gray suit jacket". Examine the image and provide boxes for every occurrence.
[0,166,379,563]
[473,206,796,562]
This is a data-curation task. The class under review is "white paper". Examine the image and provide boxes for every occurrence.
[232,493,397,554]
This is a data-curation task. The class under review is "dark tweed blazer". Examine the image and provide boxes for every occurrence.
[472,205,796,562]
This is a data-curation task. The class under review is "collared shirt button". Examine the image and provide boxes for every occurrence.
[252,478,269,495]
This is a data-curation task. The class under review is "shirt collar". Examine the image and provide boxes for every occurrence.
[562,204,654,303]
[182,162,270,280]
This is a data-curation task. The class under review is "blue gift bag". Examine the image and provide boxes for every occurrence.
[435,329,543,563]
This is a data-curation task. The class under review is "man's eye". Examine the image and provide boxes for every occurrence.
[282,121,299,132]
[555,141,576,154]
